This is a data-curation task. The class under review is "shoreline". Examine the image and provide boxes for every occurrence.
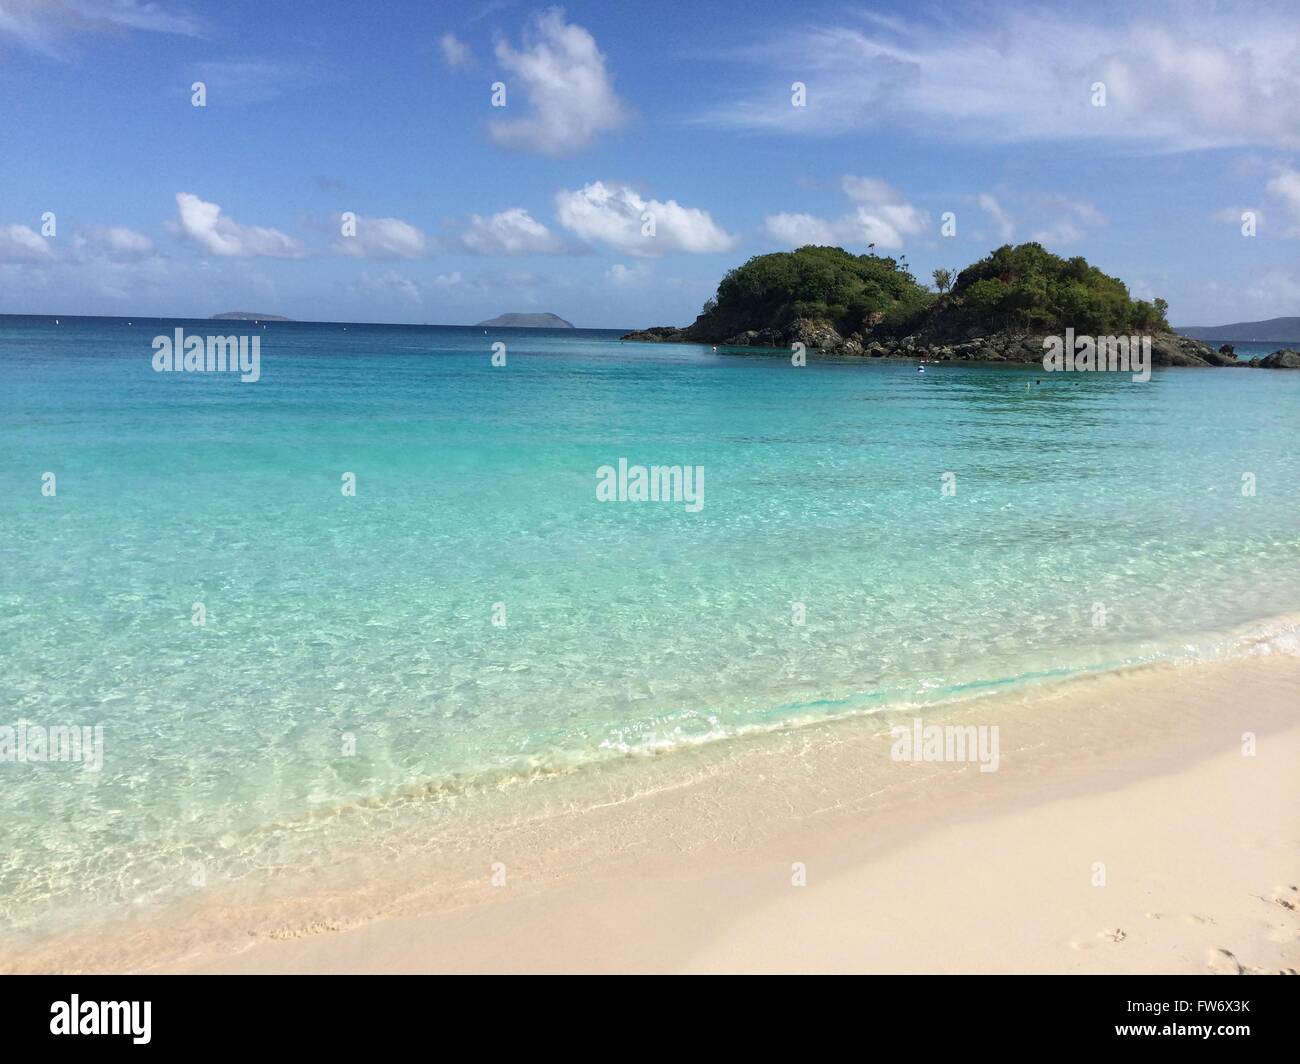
[7,647,1298,974]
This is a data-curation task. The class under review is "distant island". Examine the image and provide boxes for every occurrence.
[211,312,291,321]
[1175,316,1300,343]
[476,312,574,328]
[623,243,1299,369]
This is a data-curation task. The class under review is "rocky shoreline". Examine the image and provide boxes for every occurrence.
[621,318,1300,369]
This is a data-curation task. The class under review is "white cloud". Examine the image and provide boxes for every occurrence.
[764,176,926,251]
[73,224,156,262]
[699,5,1300,152]
[1266,169,1300,210]
[0,0,205,56]
[68,0,204,36]
[555,181,736,256]
[764,213,838,246]
[978,194,1014,242]
[461,208,564,254]
[1266,168,1300,234]
[168,193,304,258]
[605,262,652,287]
[489,9,628,156]
[439,32,474,70]
[839,175,928,247]
[0,223,56,263]
[334,215,430,259]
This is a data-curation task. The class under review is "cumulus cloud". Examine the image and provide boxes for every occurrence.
[764,176,926,251]
[460,208,564,254]
[763,213,838,247]
[439,32,473,70]
[555,181,736,256]
[168,193,304,258]
[698,4,1300,152]
[0,223,56,263]
[839,176,928,247]
[489,8,628,156]
[334,215,430,259]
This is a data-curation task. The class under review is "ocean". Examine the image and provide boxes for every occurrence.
[3,316,1300,940]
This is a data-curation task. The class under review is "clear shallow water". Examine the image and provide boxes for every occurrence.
[3,316,1300,934]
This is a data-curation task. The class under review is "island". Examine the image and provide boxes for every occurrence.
[622,243,1299,368]
[211,312,291,321]
[476,312,574,328]
[1175,316,1300,344]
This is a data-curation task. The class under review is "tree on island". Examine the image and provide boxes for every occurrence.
[695,244,934,340]
[933,243,1169,336]
[625,242,1179,352]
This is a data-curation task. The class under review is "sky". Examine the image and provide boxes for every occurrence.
[1,0,1299,328]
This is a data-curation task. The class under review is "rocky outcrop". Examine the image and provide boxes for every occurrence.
[621,325,691,343]
[1259,349,1300,368]
[622,314,1287,371]
[626,317,856,352]
[1151,333,1228,366]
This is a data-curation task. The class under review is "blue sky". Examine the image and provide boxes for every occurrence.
[1,0,1298,327]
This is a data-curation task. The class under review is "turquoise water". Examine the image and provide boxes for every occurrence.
[3,316,1300,934]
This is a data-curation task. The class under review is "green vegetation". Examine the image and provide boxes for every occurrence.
[679,243,1168,344]
[694,245,934,339]
[934,243,1169,335]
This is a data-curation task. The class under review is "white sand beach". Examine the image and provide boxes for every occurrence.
[8,651,1297,975]
[154,652,1298,975]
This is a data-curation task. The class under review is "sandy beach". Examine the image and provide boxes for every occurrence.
[37,651,1263,974]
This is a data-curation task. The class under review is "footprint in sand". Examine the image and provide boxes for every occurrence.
[1206,948,1244,974]
[1070,928,1128,950]
[1249,887,1299,912]
[1184,914,1216,926]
